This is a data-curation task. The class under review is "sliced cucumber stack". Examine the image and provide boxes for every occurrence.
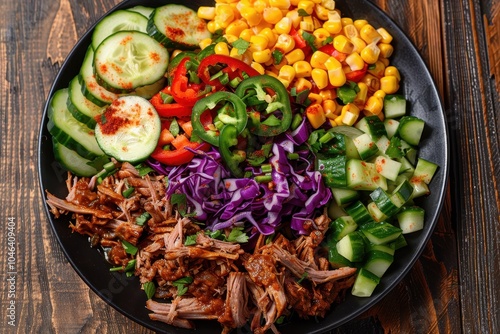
[94,95,161,163]
[67,75,104,129]
[52,138,99,177]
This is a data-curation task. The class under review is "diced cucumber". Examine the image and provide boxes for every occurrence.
[351,268,380,297]
[397,206,425,234]
[67,76,104,129]
[47,88,105,160]
[346,159,387,191]
[369,243,395,256]
[396,116,425,146]
[148,4,212,49]
[52,138,99,177]
[398,156,415,175]
[413,158,439,184]
[364,250,394,277]
[317,155,347,188]
[127,5,155,19]
[389,234,408,250]
[91,9,149,51]
[353,133,379,160]
[390,179,414,207]
[329,216,358,241]
[383,118,400,138]
[79,46,120,106]
[375,135,390,154]
[327,200,348,220]
[374,155,401,181]
[328,245,353,269]
[370,187,400,216]
[345,201,375,225]
[329,126,362,159]
[94,31,169,93]
[405,147,418,165]
[331,187,359,206]
[360,221,402,245]
[355,115,387,140]
[409,177,431,199]
[383,94,406,119]
[336,231,366,262]
[367,201,388,222]
[94,96,161,163]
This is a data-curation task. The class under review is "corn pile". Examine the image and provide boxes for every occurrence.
[195,0,402,129]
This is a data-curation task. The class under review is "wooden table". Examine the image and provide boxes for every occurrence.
[1,0,499,333]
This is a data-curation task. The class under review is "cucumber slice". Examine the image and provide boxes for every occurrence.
[346,159,387,191]
[360,221,402,245]
[53,138,99,177]
[383,94,406,119]
[127,5,155,19]
[397,206,425,234]
[94,95,161,163]
[391,179,414,206]
[389,234,408,250]
[355,115,387,140]
[413,158,439,184]
[367,201,388,222]
[67,76,104,129]
[94,31,169,93]
[369,243,396,256]
[352,268,380,297]
[336,231,366,262]
[370,187,400,216]
[79,46,120,106]
[375,135,390,154]
[364,250,394,277]
[409,177,431,199]
[47,88,105,160]
[316,155,347,188]
[396,116,425,146]
[328,245,353,269]
[329,216,358,241]
[329,126,363,159]
[353,133,379,160]
[383,118,400,138]
[374,155,402,181]
[345,200,375,225]
[331,187,359,206]
[91,9,149,51]
[148,4,212,49]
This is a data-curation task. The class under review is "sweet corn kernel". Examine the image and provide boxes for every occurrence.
[278,78,291,88]
[321,0,336,10]
[379,57,390,67]
[360,43,380,64]
[373,89,386,99]
[253,0,267,13]
[344,24,359,39]
[263,7,283,24]
[354,82,368,106]
[226,20,249,37]
[270,0,291,9]
[224,34,239,44]
[308,92,323,105]
[323,99,338,119]
[298,0,315,15]
[293,60,312,77]
[240,28,255,41]
[215,42,230,55]
[341,103,360,126]
[380,75,399,94]
[360,24,382,44]
[378,43,394,58]
[253,49,272,63]
[384,66,401,80]
[230,47,243,60]
[364,95,383,115]
[345,52,365,71]
[249,35,269,51]
[275,17,292,34]
[306,103,326,129]
[253,20,274,33]
[284,49,305,64]
[199,38,213,50]
[327,67,346,87]
[310,50,330,69]
[312,28,331,46]
[265,70,279,78]
[198,7,216,20]
[353,19,368,31]
[240,7,262,26]
[377,27,393,44]
[341,17,354,27]
[294,77,313,91]
[319,89,336,100]
[274,34,295,53]
[333,35,354,54]
[286,10,302,28]
[278,65,296,81]
[215,4,236,27]
[361,73,380,92]
[323,21,342,34]
[314,4,329,21]
[259,28,277,47]
[300,16,315,32]
[207,21,217,34]
[241,49,253,64]
[368,60,386,78]
[171,49,183,58]
[350,36,367,52]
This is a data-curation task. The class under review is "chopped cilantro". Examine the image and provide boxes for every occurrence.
[134,163,154,176]
[231,38,251,55]
[172,276,193,296]
[121,240,138,256]
[227,226,249,243]
[301,31,317,52]
[143,281,156,299]
[323,36,334,45]
[171,193,195,217]
[184,234,198,246]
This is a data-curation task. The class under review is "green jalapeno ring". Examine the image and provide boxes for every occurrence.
[219,124,245,177]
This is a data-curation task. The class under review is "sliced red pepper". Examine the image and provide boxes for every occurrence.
[171,57,205,107]
[290,26,309,51]
[318,44,347,62]
[345,63,369,82]
[197,54,260,89]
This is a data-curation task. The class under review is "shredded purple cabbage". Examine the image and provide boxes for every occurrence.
[148,136,331,235]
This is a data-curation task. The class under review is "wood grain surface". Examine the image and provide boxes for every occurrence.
[0,0,498,333]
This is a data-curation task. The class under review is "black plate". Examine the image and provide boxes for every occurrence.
[38,0,449,333]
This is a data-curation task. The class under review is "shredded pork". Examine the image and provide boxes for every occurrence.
[46,162,357,333]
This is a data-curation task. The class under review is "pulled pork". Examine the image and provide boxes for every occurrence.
[46,163,357,333]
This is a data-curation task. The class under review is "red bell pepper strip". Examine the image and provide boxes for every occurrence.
[345,63,369,82]
[318,44,347,62]
[290,26,309,51]
[197,54,260,89]
[150,87,193,117]
[170,57,205,107]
